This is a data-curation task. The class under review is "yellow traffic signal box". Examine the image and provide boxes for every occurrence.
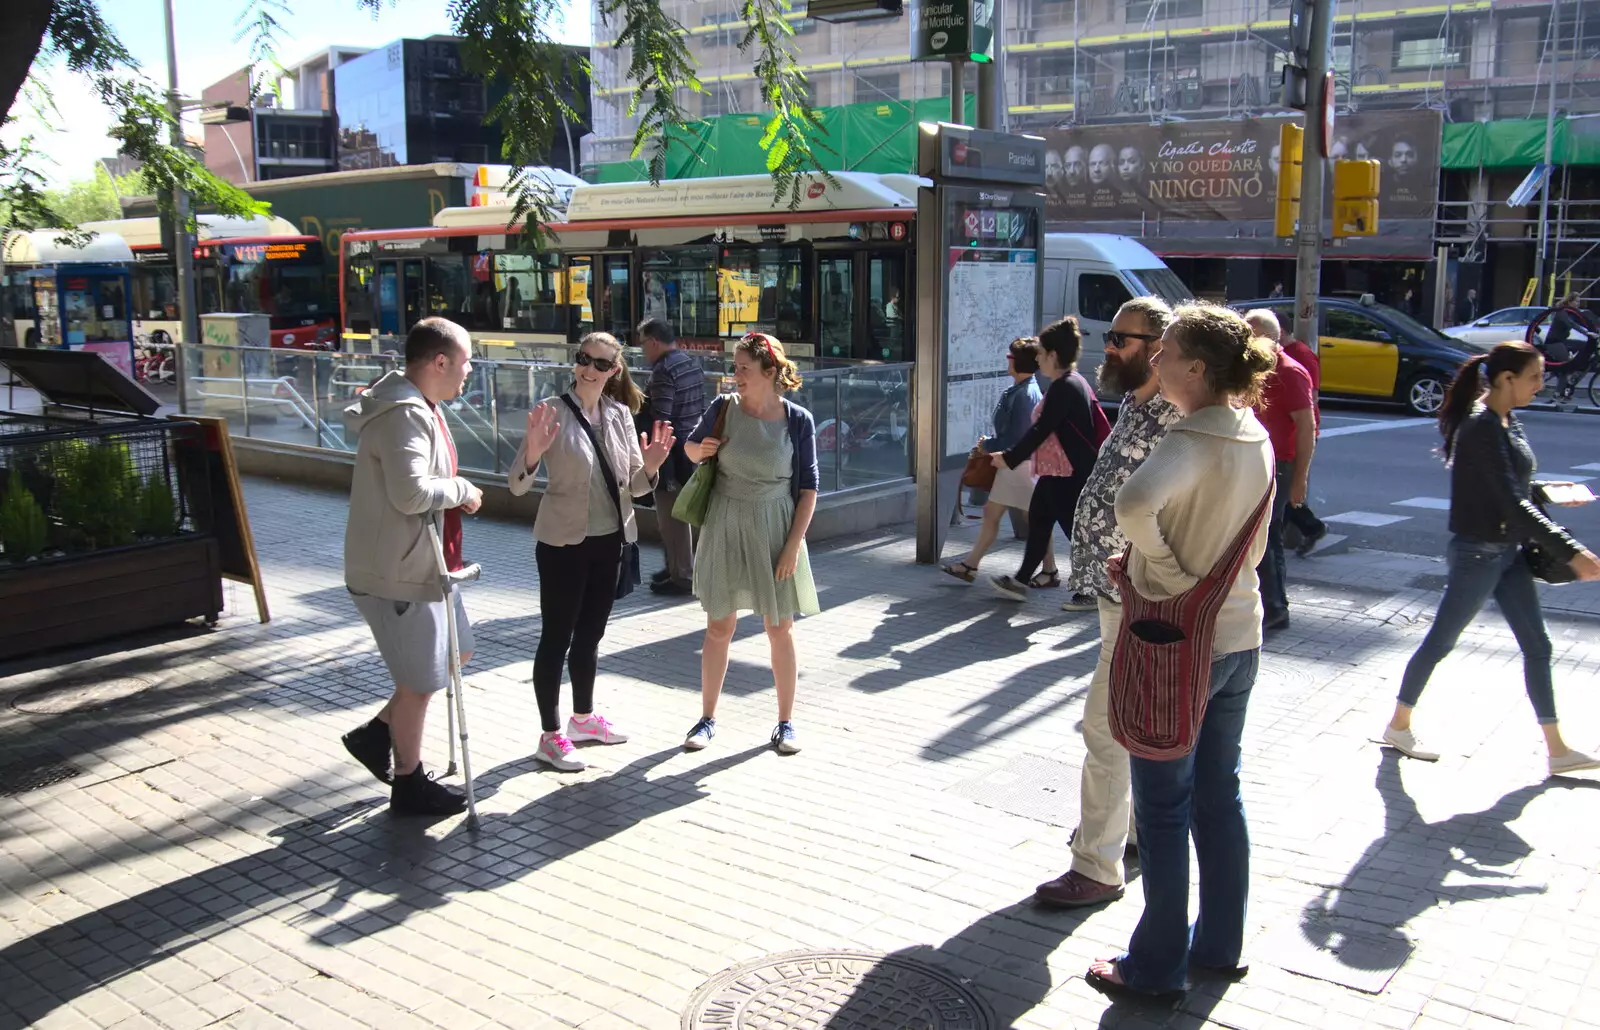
[1274,122,1303,238]
[1333,159,1380,238]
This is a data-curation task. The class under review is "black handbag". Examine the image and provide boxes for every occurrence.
[1500,431,1578,586]
[561,395,643,599]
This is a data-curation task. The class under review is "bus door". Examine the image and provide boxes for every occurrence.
[376,258,425,338]
[817,253,854,359]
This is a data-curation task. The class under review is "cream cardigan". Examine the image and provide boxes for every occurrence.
[1113,403,1276,656]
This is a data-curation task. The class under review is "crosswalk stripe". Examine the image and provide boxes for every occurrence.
[1323,511,1413,527]
[1393,497,1451,510]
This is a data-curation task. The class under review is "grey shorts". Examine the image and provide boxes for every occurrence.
[349,586,474,694]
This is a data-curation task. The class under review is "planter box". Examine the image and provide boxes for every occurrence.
[0,536,223,659]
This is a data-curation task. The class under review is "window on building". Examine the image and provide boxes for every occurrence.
[702,87,739,117]
[1124,42,1201,80]
[1126,0,1203,23]
[257,119,331,161]
[701,11,744,47]
[856,70,901,102]
[1394,32,1463,69]
[1273,46,1351,77]
[1025,55,1077,105]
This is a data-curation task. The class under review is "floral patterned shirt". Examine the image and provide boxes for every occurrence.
[1068,390,1184,601]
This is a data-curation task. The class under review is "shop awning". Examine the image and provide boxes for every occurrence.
[2,229,136,265]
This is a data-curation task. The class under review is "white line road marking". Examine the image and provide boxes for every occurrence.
[1324,511,1414,527]
[1575,463,1600,472]
[1393,497,1451,510]
[1561,474,1596,483]
[1319,418,1435,439]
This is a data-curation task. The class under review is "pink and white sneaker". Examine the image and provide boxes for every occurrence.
[567,712,628,745]
[535,731,585,771]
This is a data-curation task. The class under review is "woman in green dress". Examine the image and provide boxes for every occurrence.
[681,333,820,755]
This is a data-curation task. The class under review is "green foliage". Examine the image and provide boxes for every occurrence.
[5,0,267,235]
[736,0,835,208]
[135,474,178,540]
[448,0,586,247]
[0,470,49,563]
[50,439,139,551]
[39,165,121,225]
[232,0,291,103]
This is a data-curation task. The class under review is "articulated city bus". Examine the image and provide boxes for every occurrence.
[78,215,338,348]
[339,172,921,365]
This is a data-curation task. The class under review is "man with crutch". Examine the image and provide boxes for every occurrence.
[340,317,483,817]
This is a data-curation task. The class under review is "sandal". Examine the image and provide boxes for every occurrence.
[941,561,978,583]
[1085,959,1184,1004]
[1028,570,1061,589]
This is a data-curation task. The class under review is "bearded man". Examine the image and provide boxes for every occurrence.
[1035,296,1185,909]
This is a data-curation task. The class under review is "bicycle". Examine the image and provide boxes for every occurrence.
[1526,305,1600,406]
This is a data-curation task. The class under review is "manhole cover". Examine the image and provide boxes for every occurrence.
[12,675,159,715]
[0,754,83,796]
[683,950,992,1029]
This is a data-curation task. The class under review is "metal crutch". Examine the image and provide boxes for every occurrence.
[428,523,481,828]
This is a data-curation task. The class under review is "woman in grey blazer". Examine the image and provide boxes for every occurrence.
[510,332,674,771]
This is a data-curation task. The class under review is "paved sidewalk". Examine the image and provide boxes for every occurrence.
[4,479,1600,1030]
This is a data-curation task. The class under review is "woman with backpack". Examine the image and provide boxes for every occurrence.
[681,333,820,755]
[1086,304,1276,1000]
[987,316,1108,602]
[1382,341,1600,775]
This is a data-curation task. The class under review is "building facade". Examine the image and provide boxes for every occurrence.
[588,0,1600,312]
[201,39,590,186]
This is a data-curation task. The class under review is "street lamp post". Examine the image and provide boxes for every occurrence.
[163,0,200,412]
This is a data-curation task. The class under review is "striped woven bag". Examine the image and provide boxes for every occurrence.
[1106,486,1274,761]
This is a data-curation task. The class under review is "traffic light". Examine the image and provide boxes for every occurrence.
[1274,122,1303,239]
[1332,159,1381,238]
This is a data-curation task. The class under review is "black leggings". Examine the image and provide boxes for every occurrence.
[533,532,622,732]
[1017,475,1084,583]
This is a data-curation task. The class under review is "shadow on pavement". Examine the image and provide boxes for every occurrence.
[1298,748,1600,974]
[0,745,765,1027]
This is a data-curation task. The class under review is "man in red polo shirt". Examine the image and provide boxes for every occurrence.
[1279,328,1329,555]
[1245,309,1316,632]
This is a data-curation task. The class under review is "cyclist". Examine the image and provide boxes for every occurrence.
[1545,296,1596,402]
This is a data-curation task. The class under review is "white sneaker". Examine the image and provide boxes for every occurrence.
[1550,750,1600,777]
[534,731,585,771]
[990,575,1027,602]
[1381,726,1440,762]
[567,712,628,744]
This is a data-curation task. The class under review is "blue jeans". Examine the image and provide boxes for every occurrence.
[1255,462,1293,614]
[1120,649,1258,993]
[1399,536,1556,723]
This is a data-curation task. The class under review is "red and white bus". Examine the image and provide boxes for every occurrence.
[339,172,920,365]
[80,215,338,349]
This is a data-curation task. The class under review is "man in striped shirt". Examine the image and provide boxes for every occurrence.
[640,317,708,595]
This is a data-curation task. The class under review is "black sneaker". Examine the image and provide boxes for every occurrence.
[390,765,467,817]
[1294,524,1328,557]
[651,578,694,596]
[1263,608,1291,632]
[651,569,673,585]
[342,717,393,784]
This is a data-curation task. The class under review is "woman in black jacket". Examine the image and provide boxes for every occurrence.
[987,316,1105,601]
[1383,341,1600,776]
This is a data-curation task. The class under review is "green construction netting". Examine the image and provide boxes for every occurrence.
[591,95,978,183]
[1441,117,1600,169]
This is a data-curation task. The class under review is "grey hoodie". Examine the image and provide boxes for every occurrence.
[344,370,475,602]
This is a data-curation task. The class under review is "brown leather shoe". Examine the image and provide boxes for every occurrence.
[1033,870,1125,909]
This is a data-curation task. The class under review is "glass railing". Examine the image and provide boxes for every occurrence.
[176,344,913,495]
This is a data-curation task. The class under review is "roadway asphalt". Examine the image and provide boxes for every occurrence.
[1307,403,1600,556]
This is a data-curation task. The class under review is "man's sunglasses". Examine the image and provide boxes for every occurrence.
[1105,330,1160,350]
[575,351,617,373]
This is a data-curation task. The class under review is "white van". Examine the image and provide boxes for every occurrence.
[1042,233,1191,395]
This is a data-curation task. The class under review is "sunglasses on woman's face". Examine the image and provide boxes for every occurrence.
[576,351,617,373]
